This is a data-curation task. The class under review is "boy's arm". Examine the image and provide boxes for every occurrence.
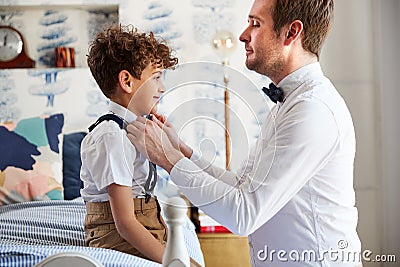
[108,183,165,263]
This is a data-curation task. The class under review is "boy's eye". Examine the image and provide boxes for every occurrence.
[154,75,161,81]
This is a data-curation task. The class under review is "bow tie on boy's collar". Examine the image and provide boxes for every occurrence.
[262,83,284,103]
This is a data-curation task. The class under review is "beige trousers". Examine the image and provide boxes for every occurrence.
[84,197,167,260]
[84,197,202,266]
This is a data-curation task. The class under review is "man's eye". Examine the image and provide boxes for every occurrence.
[248,19,260,27]
[154,75,161,80]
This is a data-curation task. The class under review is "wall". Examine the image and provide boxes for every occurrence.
[321,0,383,265]
[377,0,400,263]
[322,0,400,265]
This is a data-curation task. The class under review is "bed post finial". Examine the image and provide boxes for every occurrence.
[162,196,190,267]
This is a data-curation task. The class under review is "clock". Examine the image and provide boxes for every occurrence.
[0,25,35,68]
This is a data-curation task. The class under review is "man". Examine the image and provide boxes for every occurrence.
[127,0,362,266]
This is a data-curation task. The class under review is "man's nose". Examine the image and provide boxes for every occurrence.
[239,27,250,43]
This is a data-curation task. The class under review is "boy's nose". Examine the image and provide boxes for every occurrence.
[159,83,166,93]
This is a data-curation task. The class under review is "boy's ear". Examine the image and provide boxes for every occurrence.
[118,70,134,94]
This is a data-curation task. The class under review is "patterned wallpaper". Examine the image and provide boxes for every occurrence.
[0,0,271,171]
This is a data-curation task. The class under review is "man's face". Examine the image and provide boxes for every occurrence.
[239,0,284,79]
[129,64,165,116]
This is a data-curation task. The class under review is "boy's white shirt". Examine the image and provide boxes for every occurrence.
[80,101,150,201]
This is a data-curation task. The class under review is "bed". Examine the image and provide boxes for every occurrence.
[0,130,205,267]
[0,198,204,267]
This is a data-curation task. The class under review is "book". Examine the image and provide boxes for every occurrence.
[198,209,231,233]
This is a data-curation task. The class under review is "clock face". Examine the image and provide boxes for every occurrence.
[0,28,23,62]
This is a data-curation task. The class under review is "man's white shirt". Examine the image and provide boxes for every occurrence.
[170,63,361,266]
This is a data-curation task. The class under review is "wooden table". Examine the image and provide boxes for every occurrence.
[197,233,251,267]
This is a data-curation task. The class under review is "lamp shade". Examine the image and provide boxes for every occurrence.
[211,29,237,59]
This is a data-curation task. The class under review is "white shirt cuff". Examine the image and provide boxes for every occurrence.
[189,148,201,161]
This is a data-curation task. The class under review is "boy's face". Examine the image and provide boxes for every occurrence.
[129,64,165,116]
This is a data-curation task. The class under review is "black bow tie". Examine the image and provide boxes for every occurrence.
[262,83,284,103]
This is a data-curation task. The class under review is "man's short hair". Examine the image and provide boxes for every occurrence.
[271,0,334,59]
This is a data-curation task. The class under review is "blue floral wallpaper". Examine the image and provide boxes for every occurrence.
[0,0,271,172]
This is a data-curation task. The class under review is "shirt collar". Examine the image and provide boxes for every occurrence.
[108,101,137,123]
[276,62,323,101]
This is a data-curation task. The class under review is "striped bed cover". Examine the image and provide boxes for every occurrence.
[0,199,204,267]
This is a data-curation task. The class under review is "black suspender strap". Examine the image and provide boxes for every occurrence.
[144,162,158,203]
[88,113,124,132]
[143,114,157,203]
[88,113,158,203]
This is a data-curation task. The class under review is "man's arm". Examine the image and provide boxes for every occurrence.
[126,116,241,187]
[127,101,338,235]
[168,101,339,236]
[186,144,258,187]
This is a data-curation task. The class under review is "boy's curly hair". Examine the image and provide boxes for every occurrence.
[87,24,178,98]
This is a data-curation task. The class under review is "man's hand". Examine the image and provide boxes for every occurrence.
[152,114,193,158]
[126,116,184,173]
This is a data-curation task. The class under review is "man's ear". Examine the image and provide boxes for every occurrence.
[118,70,134,94]
[283,20,303,46]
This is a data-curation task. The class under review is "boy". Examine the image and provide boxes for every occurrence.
[80,24,177,263]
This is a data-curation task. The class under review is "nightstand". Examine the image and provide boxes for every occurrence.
[197,233,251,267]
